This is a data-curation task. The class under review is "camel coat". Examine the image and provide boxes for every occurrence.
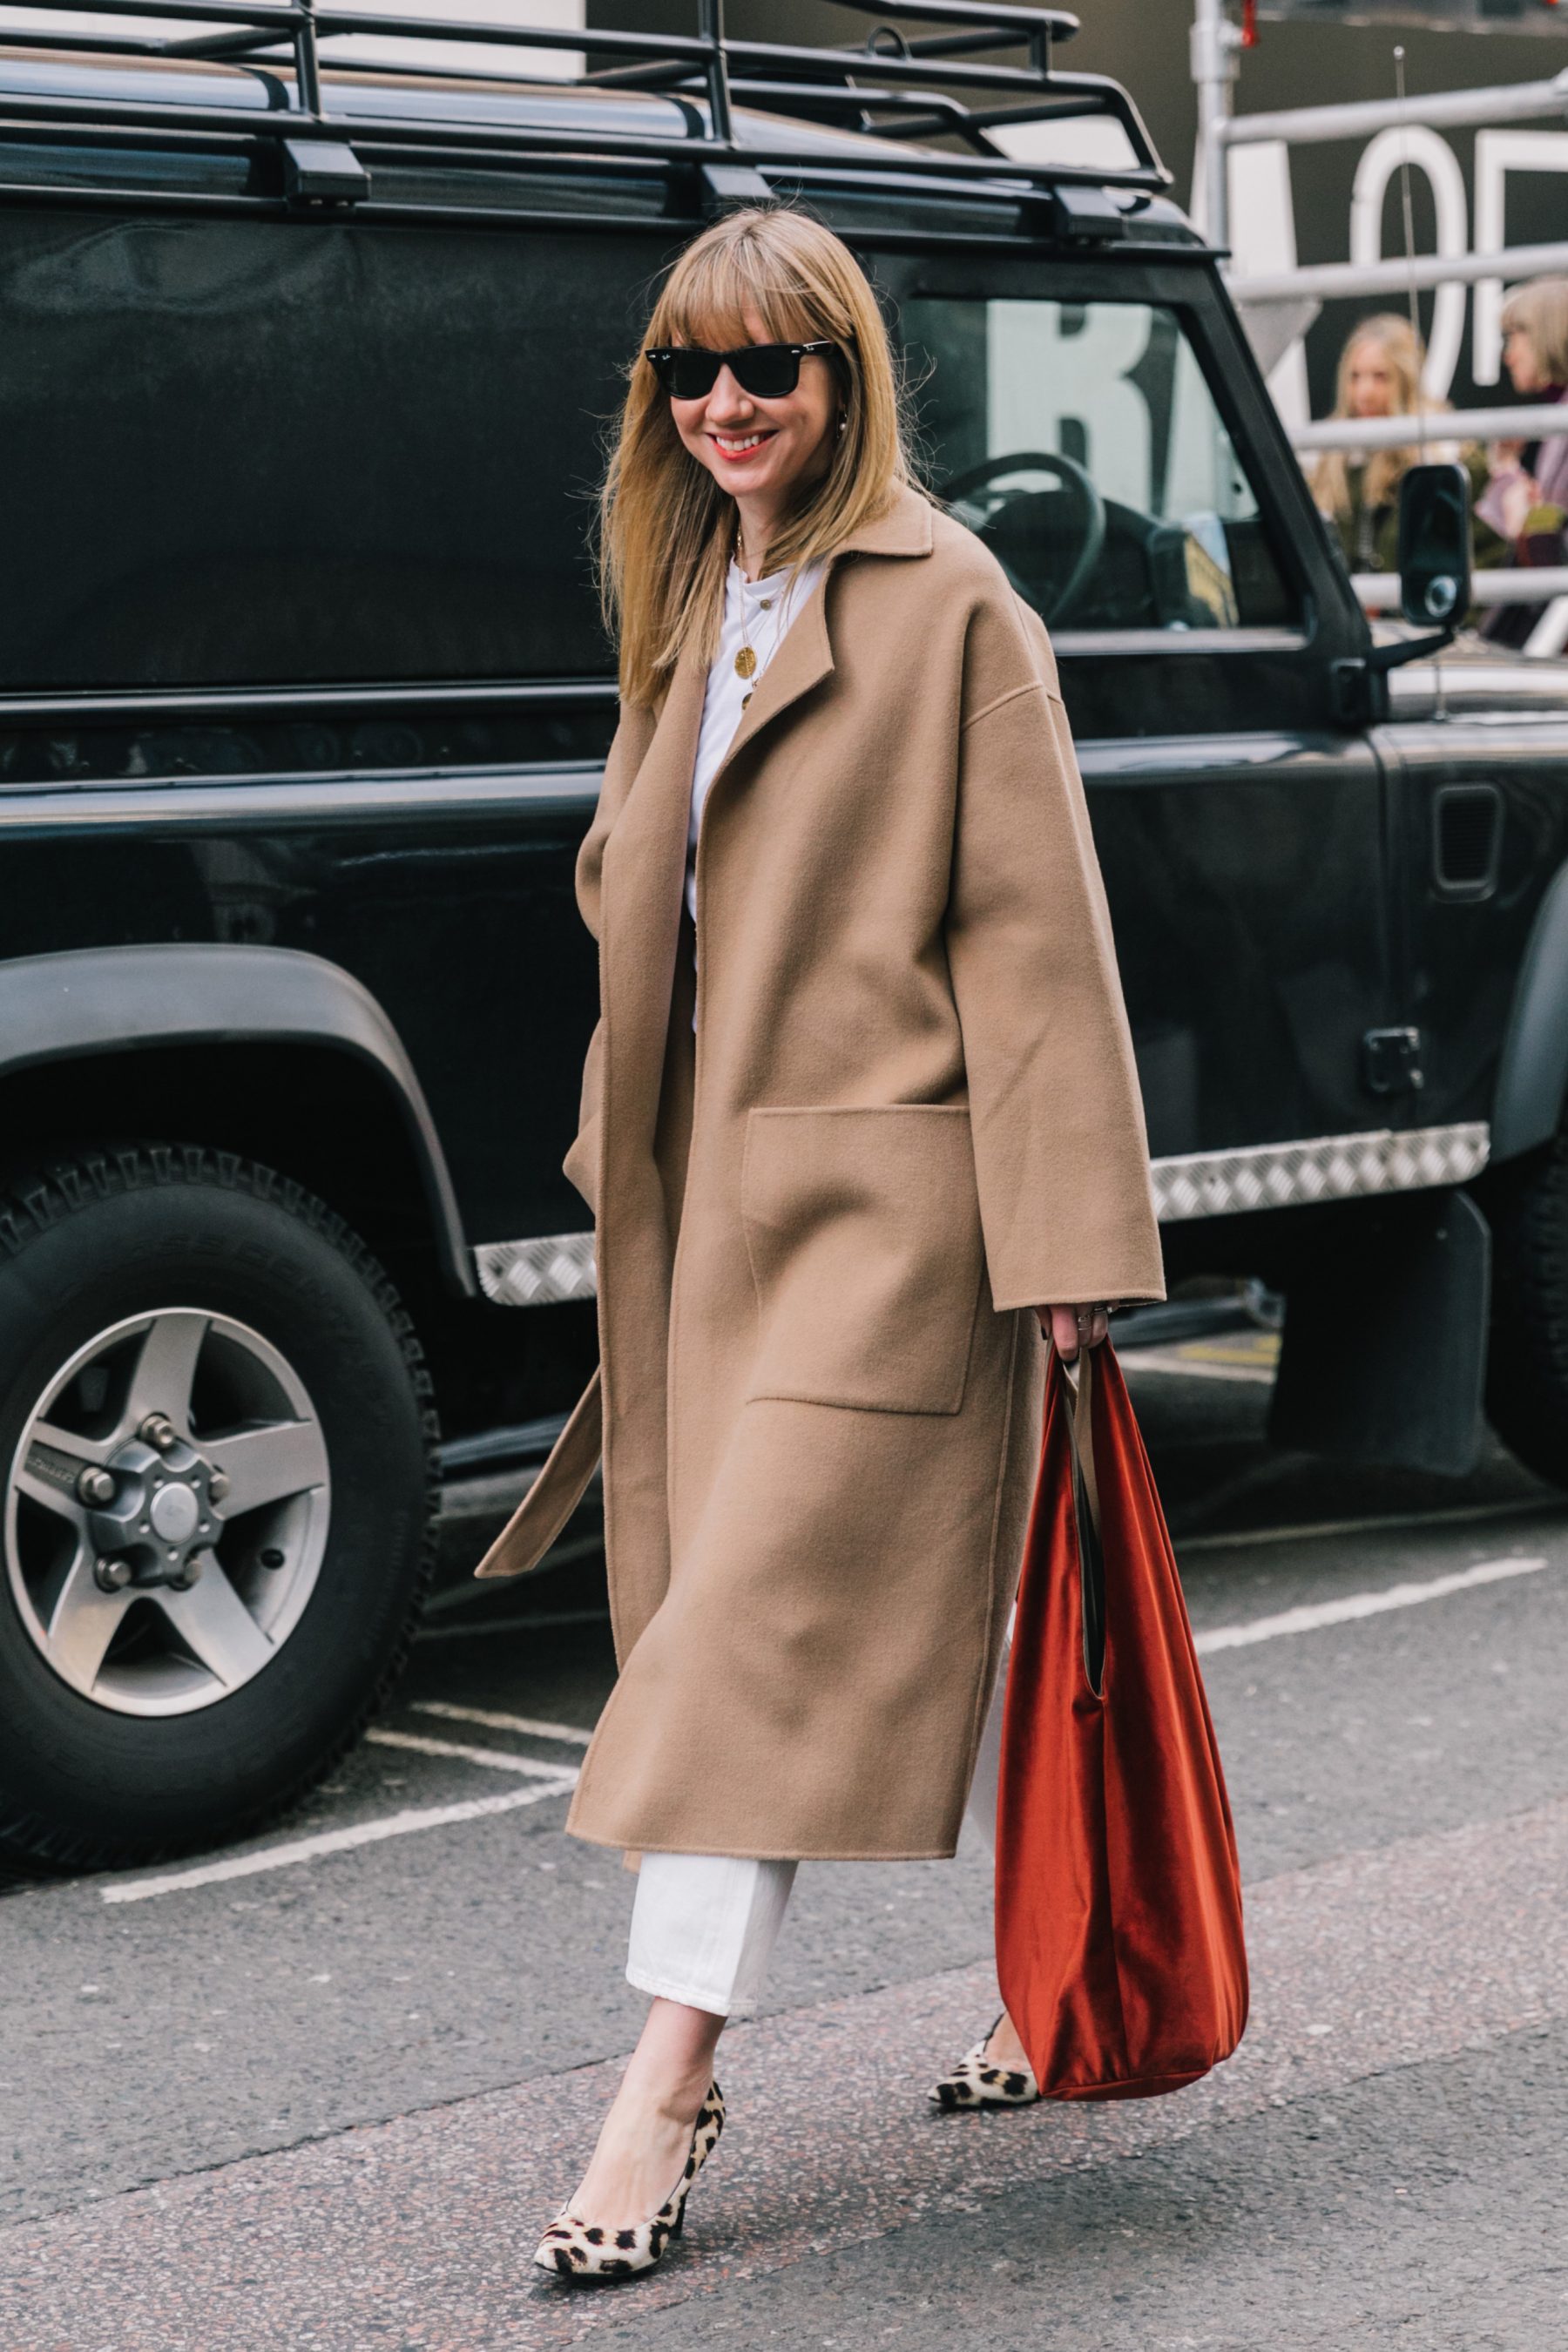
[476,483,1165,1860]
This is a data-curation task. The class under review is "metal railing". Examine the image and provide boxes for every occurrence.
[1354,568,1568,656]
[1192,7,1568,656]
[1289,403,1568,451]
[1234,239,1568,309]
[1355,565,1568,606]
[1220,66,1568,160]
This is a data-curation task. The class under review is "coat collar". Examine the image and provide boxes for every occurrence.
[700,481,936,773]
[833,482,937,562]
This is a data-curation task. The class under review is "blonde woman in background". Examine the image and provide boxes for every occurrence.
[1309,313,1497,582]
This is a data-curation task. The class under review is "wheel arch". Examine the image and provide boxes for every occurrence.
[1493,858,1568,1165]
[0,946,474,1296]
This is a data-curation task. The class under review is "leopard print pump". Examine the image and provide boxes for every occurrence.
[929,2017,1040,2111]
[532,2080,726,2284]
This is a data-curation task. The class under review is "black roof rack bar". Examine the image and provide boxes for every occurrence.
[0,111,679,184]
[0,82,1165,193]
[812,0,1078,70]
[866,25,1062,58]
[0,0,1166,188]
[0,1,716,66]
[0,83,1161,192]
[0,0,1074,75]
[708,72,1164,180]
[698,0,733,149]
[591,45,1058,100]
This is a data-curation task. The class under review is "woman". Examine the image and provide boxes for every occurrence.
[476,206,1164,2283]
[1477,275,1568,647]
[1309,313,1496,582]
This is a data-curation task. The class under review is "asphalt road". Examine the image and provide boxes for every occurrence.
[3,1330,1566,2349]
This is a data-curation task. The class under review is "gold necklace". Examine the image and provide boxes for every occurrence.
[733,524,760,682]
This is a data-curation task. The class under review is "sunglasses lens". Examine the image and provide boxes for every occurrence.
[731,347,799,398]
[652,349,720,400]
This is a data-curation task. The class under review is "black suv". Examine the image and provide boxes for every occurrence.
[0,2,1564,1871]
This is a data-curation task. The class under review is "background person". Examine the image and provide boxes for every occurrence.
[495,206,1166,2286]
[1477,275,1568,648]
[1308,313,1499,591]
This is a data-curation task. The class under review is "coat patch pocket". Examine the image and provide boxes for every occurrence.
[740,1105,984,1416]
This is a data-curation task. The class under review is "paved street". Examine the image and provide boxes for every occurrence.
[3,1333,1566,2350]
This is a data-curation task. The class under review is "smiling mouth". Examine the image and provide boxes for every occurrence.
[711,429,775,457]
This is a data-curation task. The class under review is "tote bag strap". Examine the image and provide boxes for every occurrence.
[1059,1345,1100,1538]
[1058,1345,1105,1694]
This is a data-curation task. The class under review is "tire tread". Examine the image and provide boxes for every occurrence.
[1485,1130,1568,1490]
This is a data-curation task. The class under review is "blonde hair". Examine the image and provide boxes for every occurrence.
[598,206,916,707]
[1311,313,1439,519]
[1500,275,1568,389]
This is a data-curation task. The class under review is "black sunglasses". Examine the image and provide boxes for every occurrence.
[644,340,838,401]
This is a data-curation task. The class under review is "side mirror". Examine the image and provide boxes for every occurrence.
[1398,461,1470,629]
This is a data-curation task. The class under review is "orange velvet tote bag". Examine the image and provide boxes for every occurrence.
[994,1340,1248,2100]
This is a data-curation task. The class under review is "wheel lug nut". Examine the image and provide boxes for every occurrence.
[207,1470,230,1505]
[77,1467,115,1507]
[259,1547,286,1570]
[139,1413,177,1455]
[94,1556,132,1593]
[172,1556,204,1590]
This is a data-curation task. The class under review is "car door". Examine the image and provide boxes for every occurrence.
[890,257,1397,1192]
[1376,686,1568,1140]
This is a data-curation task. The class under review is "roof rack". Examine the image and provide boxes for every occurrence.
[0,0,1169,197]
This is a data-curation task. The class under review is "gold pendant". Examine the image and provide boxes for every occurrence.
[733,645,758,680]
[741,690,753,709]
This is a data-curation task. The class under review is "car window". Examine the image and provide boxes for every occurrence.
[900,297,1299,633]
[0,210,657,692]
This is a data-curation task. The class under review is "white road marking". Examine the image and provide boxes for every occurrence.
[87,1543,1562,1909]
[363,1728,569,1777]
[1181,1494,1564,1553]
[410,1700,593,1747]
[1193,1553,1550,1655]
[100,1775,578,1904]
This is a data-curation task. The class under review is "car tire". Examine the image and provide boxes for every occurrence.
[0,1143,438,1871]
[1484,1128,1568,1492]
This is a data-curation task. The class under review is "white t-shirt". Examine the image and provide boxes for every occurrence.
[686,553,827,930]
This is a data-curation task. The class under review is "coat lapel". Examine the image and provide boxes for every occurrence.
[598,647,706,1180]
[591,651,707,1653]
[714,483,936,785]
[716,567,835,779]
[598,483,937,1184]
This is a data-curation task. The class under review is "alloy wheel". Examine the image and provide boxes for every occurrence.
[6,1308,330,1717]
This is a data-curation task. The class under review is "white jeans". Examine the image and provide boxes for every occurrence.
[625,1614,1010,2017]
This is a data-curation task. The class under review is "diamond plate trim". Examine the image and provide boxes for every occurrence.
[1151,1122,1490,1223]
[474,1231,597,1307]
[475,1121,1491,1297]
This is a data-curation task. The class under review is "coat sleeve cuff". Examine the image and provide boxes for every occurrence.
[988,1267,1168,1315]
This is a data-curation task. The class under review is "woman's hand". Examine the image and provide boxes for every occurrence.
[1037,1303,1109,1361]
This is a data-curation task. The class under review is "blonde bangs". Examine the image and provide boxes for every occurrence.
[599,207,916,707]
[652,232,823,358]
